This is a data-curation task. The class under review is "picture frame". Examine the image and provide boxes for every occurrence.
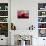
[38,29,46,37]
[17,10,29,19]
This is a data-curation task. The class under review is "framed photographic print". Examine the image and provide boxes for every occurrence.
[38,3,46,10]
[17,10,29,19]
[38,29,46,37]
[0,17,8,22]
[38,23,46,28]
[0,23,8,37]
[0,11,8,16]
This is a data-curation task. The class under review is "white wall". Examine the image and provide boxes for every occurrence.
[11,0,38,30]
[11,0,46,30]
[0,0,8,3]
[11,0,46,46]
[0,35,8,45]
